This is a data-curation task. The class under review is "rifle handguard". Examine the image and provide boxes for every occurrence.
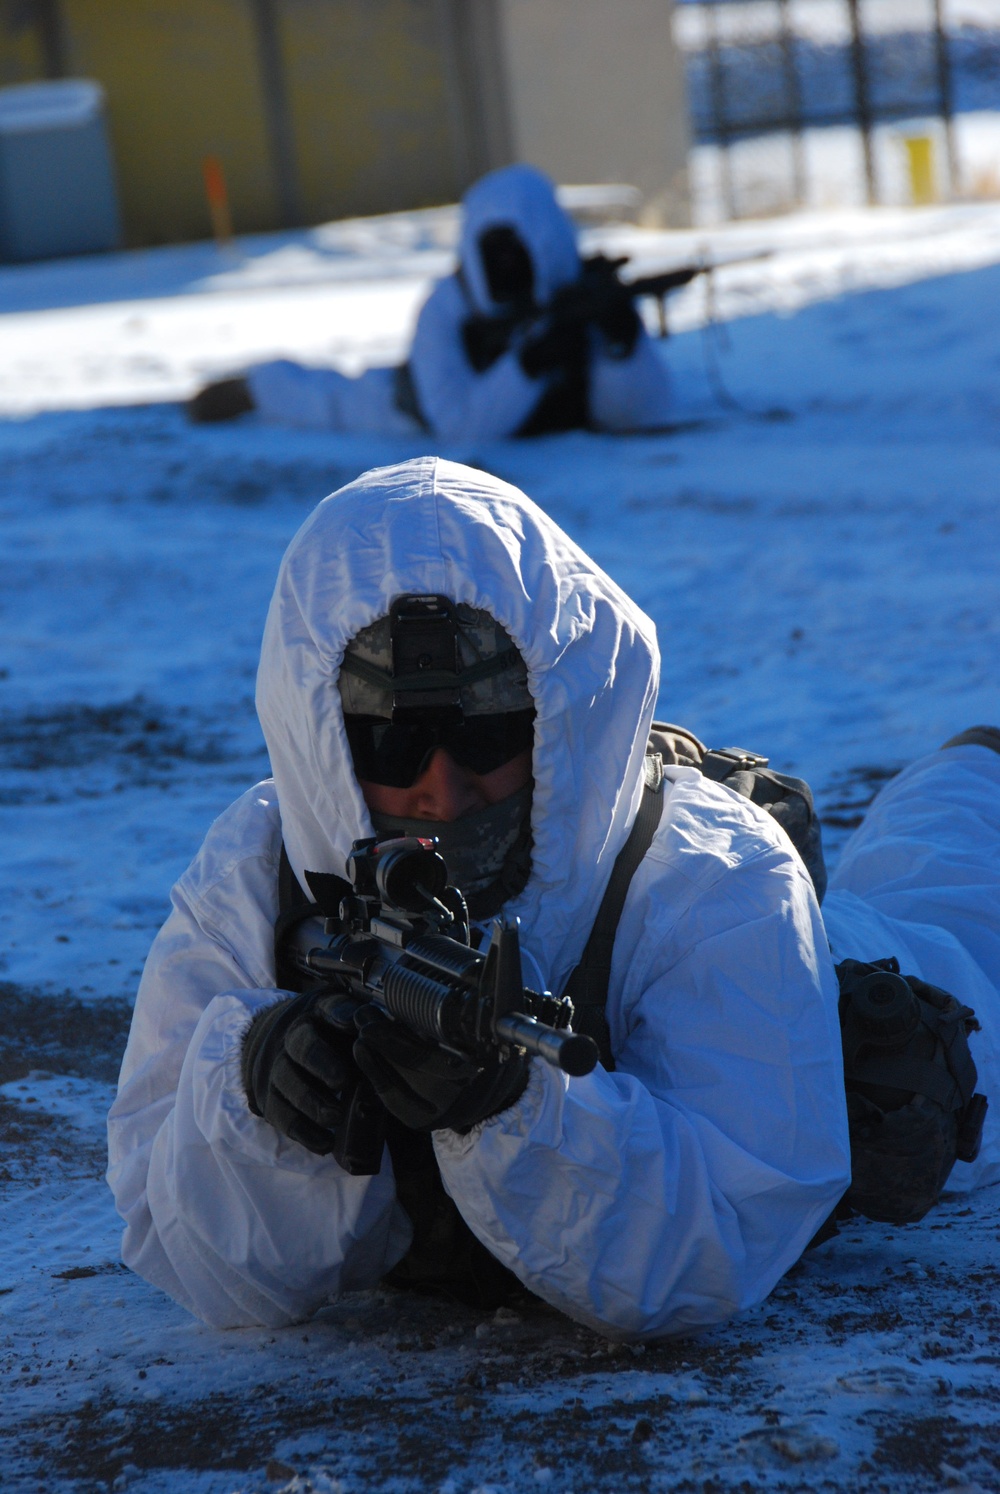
[285,837,599,1080]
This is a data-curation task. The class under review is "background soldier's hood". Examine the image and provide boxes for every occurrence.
[256,455,659,997]
[458,163,582,316]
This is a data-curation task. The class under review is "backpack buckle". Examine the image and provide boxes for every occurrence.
[643,751,664,793]
[702,746,770,782]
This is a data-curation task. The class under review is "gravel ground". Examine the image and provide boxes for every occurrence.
[2,1019,999,1494]
[3,206,1000,1493]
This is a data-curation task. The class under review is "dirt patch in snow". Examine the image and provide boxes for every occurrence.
[0,984,131,1088]
[0,698,257,804]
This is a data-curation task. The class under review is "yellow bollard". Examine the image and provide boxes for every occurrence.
[904,135,936,205]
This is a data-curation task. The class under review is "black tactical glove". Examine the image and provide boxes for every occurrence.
[594,285,641,359]
[519,317,588,379]
[241,990,359,1154]
[352,1005,531,1133]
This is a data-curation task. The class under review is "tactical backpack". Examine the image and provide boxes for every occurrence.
[566,723,988,1229]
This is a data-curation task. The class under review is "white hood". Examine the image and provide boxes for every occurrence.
[458,164,582,315]
[256,456,658,996]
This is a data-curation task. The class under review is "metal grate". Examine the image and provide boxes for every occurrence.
[674,0,1000,220]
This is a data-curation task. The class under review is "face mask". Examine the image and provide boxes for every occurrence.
[369,784,533,915]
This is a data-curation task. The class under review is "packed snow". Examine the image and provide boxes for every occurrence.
[2,197,1000,1492]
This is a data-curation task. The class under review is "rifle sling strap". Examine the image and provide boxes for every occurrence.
[562,752,666,1072]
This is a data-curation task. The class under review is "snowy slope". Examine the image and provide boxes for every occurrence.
[1,202,999,1492]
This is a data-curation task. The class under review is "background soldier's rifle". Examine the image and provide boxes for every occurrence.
[462,251,769,372]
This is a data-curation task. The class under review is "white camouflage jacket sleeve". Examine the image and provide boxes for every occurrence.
[436,772,851,1339]
[106,784,410,1329]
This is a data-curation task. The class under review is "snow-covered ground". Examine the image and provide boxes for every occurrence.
[6,197,1000,413]
[2,200,1000,1492]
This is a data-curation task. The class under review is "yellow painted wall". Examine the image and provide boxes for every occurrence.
[0,2,690,247]
[0,14,48,86]
[276,0,459,223]
[60,0,279,245]
[500,0,690,225]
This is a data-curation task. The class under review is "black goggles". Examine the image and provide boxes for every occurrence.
[345,708,535,789]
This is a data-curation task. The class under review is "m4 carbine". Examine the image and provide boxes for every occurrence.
[284,835,598,1174]
[461,251,757,372]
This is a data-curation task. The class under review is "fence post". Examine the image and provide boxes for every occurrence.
[932,0,959,194]
[778,0,805,205]
[846,0,877,204]
[705,1,736,220]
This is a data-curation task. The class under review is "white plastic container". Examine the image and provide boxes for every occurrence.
[0,79,121,262]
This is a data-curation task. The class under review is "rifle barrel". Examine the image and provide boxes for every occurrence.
[495,1013,598,1076]
[623,248,774,300]
[625,266,702,298]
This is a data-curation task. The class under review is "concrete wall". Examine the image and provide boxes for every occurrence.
[433,0,690,224]
[497,0,690,224]
[434,0,513,186]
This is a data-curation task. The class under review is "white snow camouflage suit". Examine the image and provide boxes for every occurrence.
[107,456,1000,1334]
[248,164,673,441]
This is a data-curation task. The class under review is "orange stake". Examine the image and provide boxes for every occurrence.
[202,155,234,246]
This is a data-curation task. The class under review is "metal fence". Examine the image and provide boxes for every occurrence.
[674,0,1000,221]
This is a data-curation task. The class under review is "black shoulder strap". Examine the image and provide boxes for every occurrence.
[562,752,665,1071]
[558,719,828,1070]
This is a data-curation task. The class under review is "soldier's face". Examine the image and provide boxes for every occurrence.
[358,746,532,823]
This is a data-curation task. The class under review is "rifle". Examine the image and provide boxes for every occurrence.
[284,835,599,1176]
[462,251,766,371]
